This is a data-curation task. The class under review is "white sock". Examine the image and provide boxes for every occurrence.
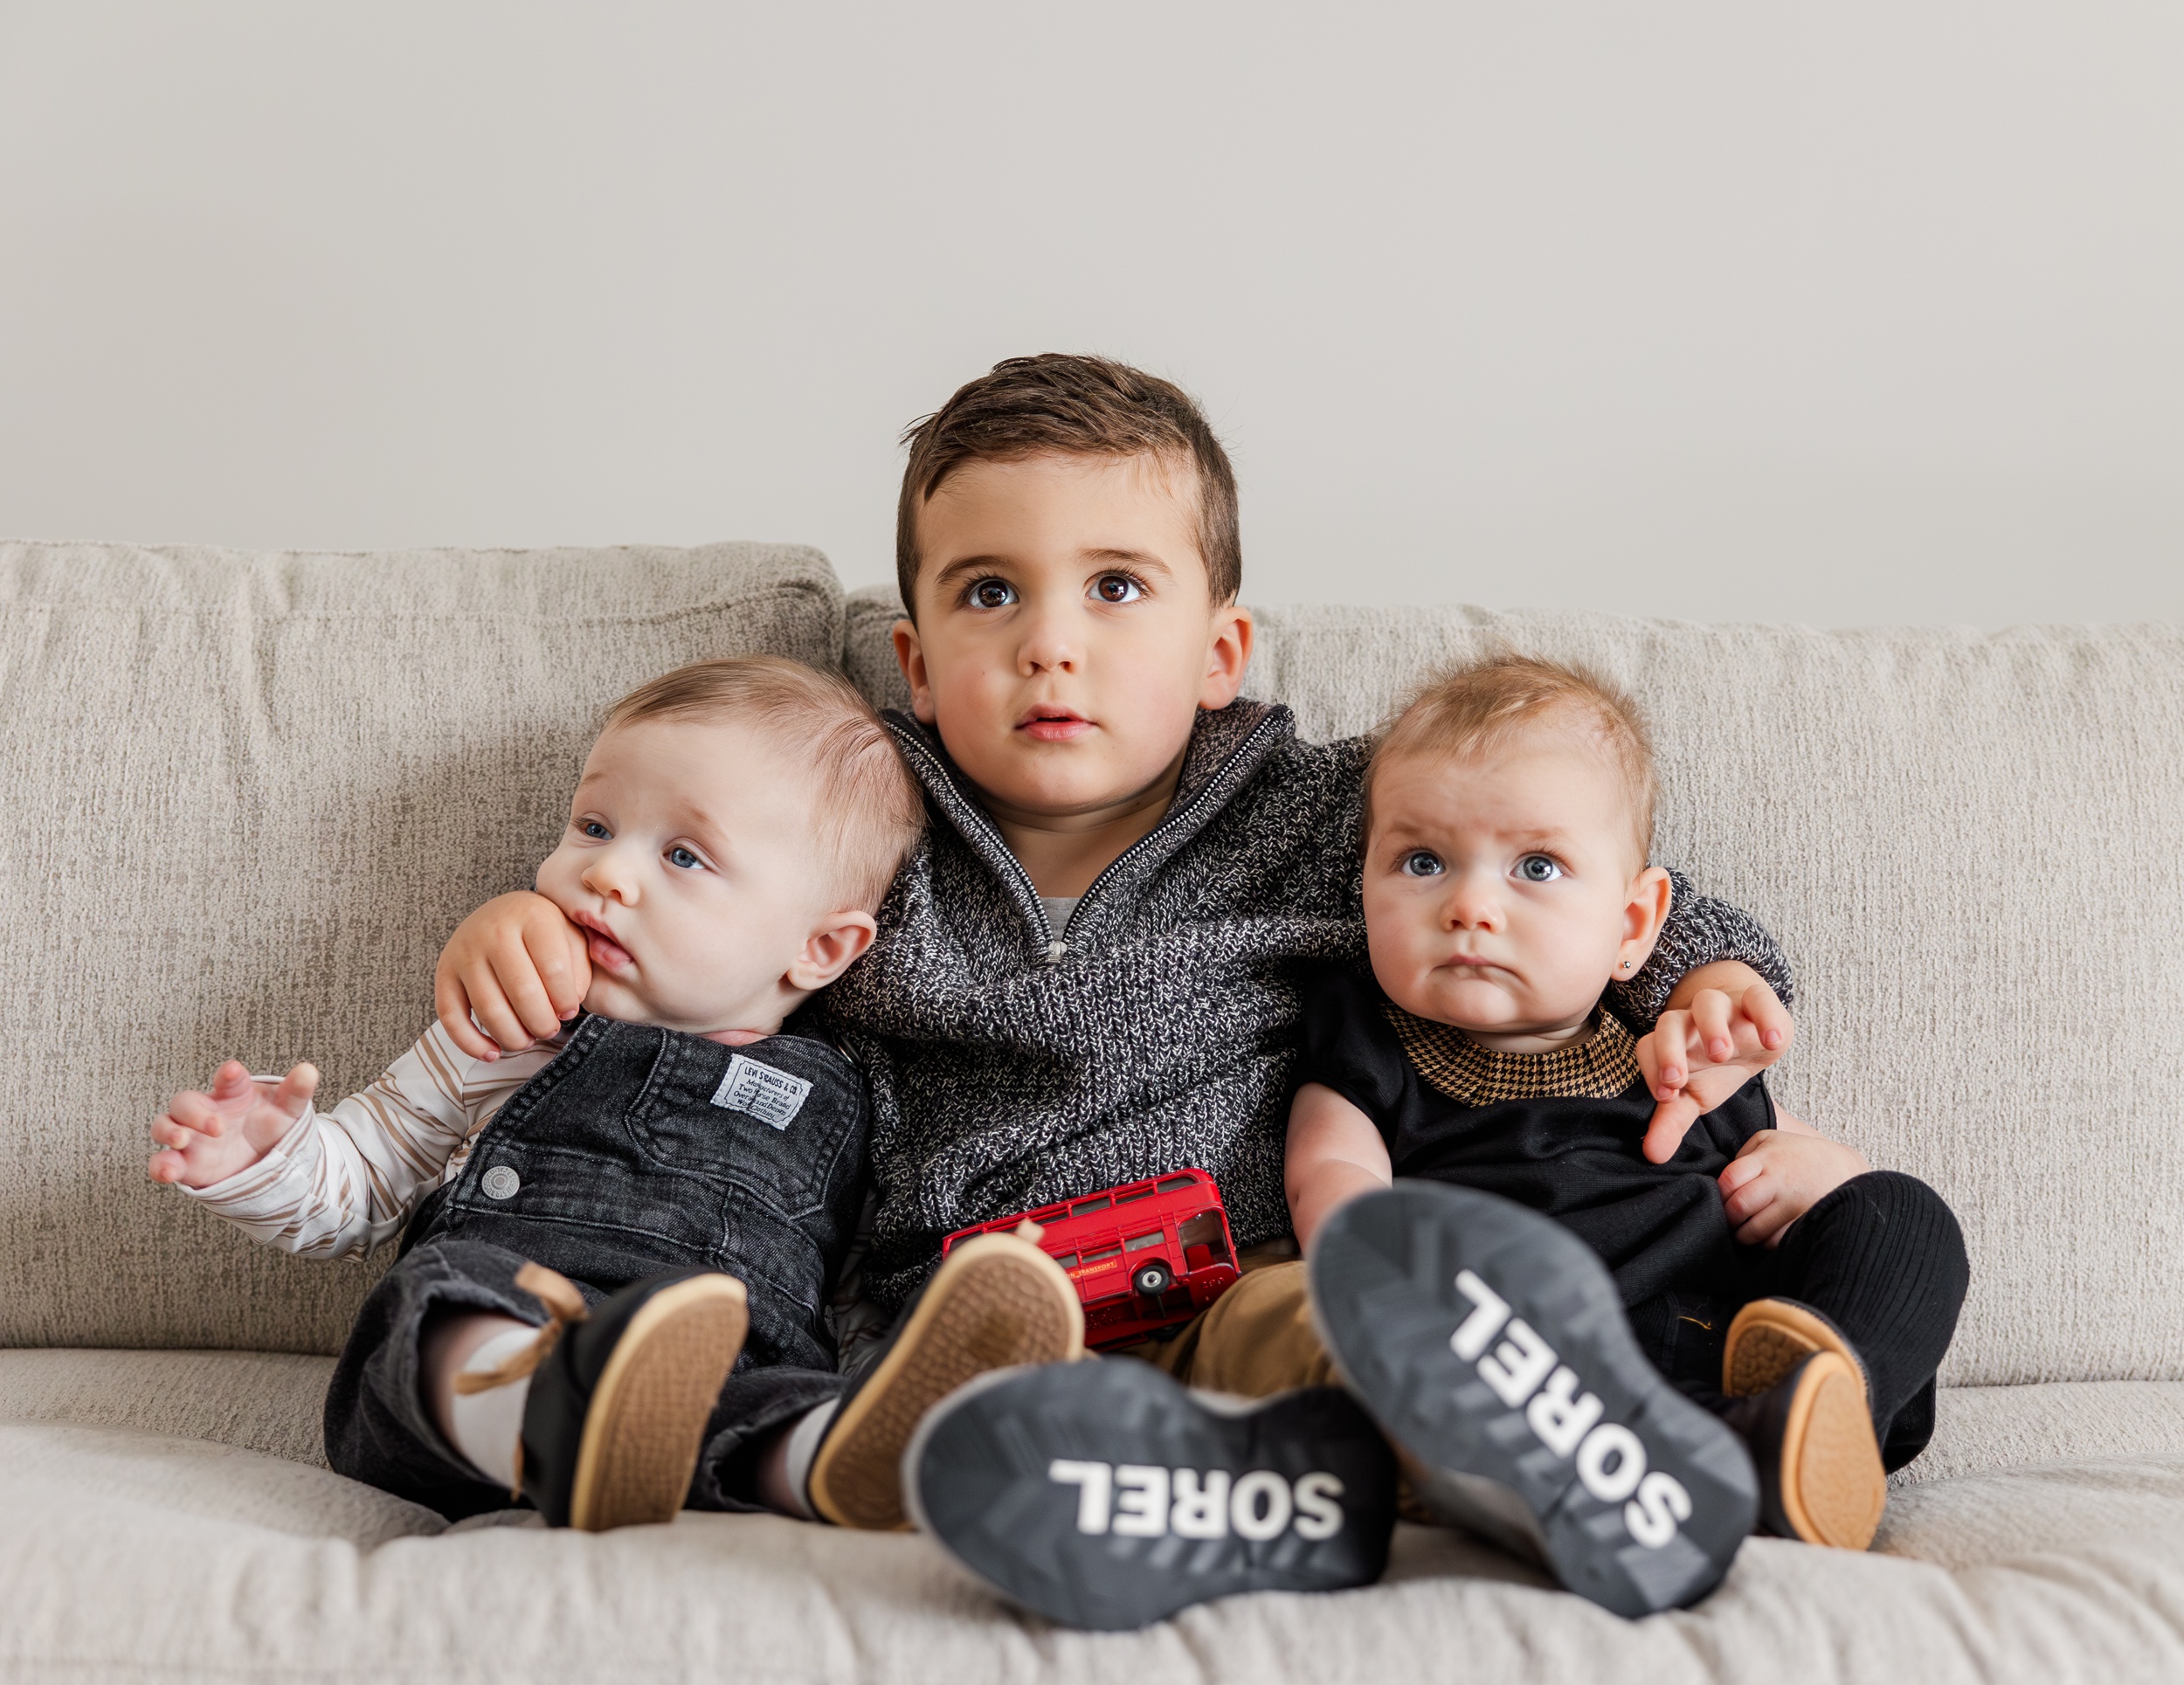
[778,1398,840,1521]
[445,1325,539,1490]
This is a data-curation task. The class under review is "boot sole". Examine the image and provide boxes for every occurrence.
[1724,1298,1867,1399]
[567,1274,748,1532]
[1310,1182,1758,1617]
[1774,1351,1886,1550]
[808,1234,1084,1530]
[904,1360,1397,1630]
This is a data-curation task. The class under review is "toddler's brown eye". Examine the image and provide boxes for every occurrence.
[1093,574,1143,604]
[969,579,1015,609]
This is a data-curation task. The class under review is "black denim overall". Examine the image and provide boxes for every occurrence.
[323,1014,866,1519]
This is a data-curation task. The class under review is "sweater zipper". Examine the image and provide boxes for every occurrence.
[1052,709,1287,964]
[892,730,1063,959]
[895,708,1285,969]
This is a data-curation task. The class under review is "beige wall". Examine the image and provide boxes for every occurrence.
[1,3,2177,627]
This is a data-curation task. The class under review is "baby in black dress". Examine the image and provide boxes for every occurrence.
[1289,654,1968,1614]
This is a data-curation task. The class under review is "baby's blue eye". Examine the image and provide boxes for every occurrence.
[968,577,1017,610]
[1092,573,1143,604]
[1400,850,1444,877]
[666,846,702,870]
[1516,853,1563,883]
[579,819,611,840]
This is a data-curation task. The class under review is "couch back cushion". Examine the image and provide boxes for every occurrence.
[0,542,840,1353]
[847,587,2184,1389]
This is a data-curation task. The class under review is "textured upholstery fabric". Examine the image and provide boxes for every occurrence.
[0,542,842,1354]
[847,587,2184,1388]
[5,1419,2184,1684]
[0,1348,335,1466]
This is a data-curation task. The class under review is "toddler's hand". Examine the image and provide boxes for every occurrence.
[149,1060,319,1190]
[1634,979,1793,1164]
[1717,1122,1869,1246]
[433,891,591,1060]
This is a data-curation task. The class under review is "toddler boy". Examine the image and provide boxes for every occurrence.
[1288,657,1970,1613]
[151,657,1082,1529]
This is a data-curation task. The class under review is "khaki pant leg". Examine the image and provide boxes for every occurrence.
[1137,1260,1334,1396]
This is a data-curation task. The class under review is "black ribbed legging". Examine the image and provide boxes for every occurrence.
[1639,1171,1970,1472]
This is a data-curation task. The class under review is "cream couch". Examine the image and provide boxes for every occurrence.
[4,540,2183,1683]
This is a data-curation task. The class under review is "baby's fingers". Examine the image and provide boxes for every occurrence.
[434,967,501,1061]
[273,1062,320,1119]
[524,915,591,1022]
[165,1089,226,1138]
[207,1060,256,1103]
[1735,1197,1799,1248]
[147,1114,211,1182]
[458,961,534,1057]
[1720,1163,1775,1223]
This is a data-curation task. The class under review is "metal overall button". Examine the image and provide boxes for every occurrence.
[480,1165,521,1200]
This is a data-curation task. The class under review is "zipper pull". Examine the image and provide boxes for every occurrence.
[1043,939,1068,965]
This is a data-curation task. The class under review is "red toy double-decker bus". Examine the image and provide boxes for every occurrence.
[940,1168,1241,1351]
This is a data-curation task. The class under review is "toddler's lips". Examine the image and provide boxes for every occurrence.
[1017,708,1092,743]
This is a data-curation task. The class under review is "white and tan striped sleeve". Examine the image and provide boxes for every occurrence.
[179,1023,560,1260]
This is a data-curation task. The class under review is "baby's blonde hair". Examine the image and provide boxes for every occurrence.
[606,656,925,912]
[1363,653,1657,869]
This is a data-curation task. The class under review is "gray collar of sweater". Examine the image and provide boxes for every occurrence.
[881,697,1297,964]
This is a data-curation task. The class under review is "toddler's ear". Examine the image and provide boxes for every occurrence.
[1196,606,1254,712]
[789,910,881,991]
[890,619,937,723]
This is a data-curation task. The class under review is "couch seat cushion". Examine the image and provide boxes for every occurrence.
[10,1356,2184,1682]
[4,1417,2182,1684]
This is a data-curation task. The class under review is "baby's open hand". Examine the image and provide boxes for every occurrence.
[1634,977,1793,1164]
[1717,1121,1869,1246]
[149,1060,319,1191]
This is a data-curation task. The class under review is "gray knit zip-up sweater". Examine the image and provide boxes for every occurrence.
[819,698,1794,1316]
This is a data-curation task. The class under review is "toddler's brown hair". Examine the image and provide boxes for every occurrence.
[895,354,1241,612]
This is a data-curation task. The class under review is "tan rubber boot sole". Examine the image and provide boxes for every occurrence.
[807,1234,1083,1531]
[1724,1298,1865,1398]
[567,1274,749,1532]
[1773,1350,1887,1550]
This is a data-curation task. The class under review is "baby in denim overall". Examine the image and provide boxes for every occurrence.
[152,656,1084,1530]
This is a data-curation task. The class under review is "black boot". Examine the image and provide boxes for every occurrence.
[1310,1182,1758,1618]
[499,1263,748,1530]
[805,1231,1083,1530]
[1719,1299,1886,1550]
[906,1358,1398,1630]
